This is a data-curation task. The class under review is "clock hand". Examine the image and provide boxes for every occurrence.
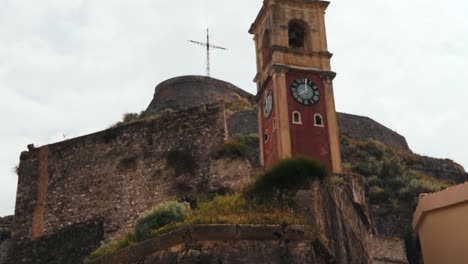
[304,79,308,95]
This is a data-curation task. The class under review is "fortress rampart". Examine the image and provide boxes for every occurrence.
[12,103,253,241]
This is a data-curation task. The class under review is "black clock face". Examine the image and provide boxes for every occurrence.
[290,78,320,105]
[263,89,273,118]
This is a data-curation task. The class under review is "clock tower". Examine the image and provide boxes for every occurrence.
[250,0,342,173]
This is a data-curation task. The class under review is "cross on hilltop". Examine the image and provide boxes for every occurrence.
[189,28,227,77]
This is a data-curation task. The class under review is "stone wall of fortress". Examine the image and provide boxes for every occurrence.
[12,103,254,241]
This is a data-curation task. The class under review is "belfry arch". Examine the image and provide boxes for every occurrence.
[288,19,310,49]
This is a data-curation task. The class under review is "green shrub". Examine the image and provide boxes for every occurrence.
[362,140,387,160]
[330,175,346,185]
[365,175,381,186]
[234,134,259,146]
[381,157,405,178]
[90,187,317,258]
[340,136,351,145]
[166,150,197,175]
[386,172,413,190]
[134,201,190,241]
[185,193,304,226]
[400,179,442,201]
[211,141,249,159]
[122,113,140,123]
[111,111,146,128]
[250,157,330,199]
[369,186,390,203]
[353,158,381,177]
[342,163,353,173]
[90,232,136,259]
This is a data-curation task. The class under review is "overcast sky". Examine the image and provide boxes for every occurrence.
[1,0,467,216]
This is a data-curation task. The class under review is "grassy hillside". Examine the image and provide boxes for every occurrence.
[340,136,454,263]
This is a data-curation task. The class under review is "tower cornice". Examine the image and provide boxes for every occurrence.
[249,0,330,35]
[255,64,336,97]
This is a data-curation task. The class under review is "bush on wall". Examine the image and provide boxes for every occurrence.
[134,201,190,241]
[248,156,330,200]
[211,141,249,160]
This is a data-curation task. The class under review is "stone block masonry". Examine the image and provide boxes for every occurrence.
[0,216,13,264]
[6,220,104,264]
[86,225,334,264]
[12,102,254,242]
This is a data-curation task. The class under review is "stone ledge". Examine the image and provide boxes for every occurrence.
[85,224,329,264]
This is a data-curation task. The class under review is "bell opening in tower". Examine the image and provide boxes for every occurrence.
[288,20,307,48]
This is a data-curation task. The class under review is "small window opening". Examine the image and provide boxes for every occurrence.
[288,21,306,48]
[314,114,324,127]
[264,130,269,143]
[292,112,302,124]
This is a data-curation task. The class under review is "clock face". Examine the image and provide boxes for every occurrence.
[263,89,273,118]
[290,78,320,105]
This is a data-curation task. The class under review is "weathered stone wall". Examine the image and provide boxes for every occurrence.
[12,103,254,242]
[0,216,12,242]
[0,240,11,264]
[88,174,380,264]
[86,225,333,264]
[0,216,12,264]
[145,76,255,116]
[6,219,104,264]
[227,110,258,137]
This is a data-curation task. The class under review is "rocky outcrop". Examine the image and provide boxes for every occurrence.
[295,174,375,264]
[407,154,467,184]
[337,112,410,151]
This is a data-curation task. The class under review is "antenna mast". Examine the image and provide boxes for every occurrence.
[189,28,227,77]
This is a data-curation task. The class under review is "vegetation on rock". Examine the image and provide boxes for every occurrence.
[233,133,259,147]
[90,157,330,259]
[134,201,190,241]
[211,140,250,159]
[341,136,449,209]
[111,111,146,127]
[224,97,255,114]
[340,136,451,263]
[247,157,329,202]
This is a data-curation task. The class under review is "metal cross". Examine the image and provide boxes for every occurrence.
[189,28,227,77]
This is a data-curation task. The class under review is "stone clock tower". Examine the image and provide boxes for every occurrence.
[250,0,342,173]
